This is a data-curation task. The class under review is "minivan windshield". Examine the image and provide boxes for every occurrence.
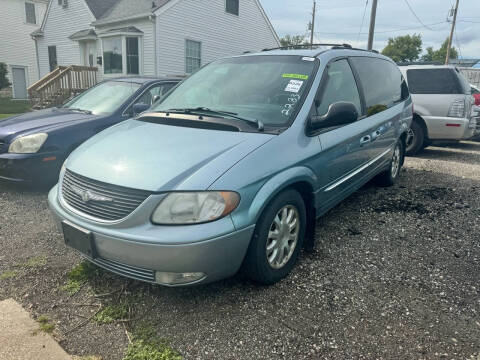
[151,55,318,127]
[62,81,141,115]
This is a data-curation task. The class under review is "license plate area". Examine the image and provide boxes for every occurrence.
[62,221,97,258]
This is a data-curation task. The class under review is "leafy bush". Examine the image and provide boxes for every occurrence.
[0,63,10,90]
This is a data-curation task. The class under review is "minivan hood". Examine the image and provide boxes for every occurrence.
[66,119,275,191]
[0,108,100,139]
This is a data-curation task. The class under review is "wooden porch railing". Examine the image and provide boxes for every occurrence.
[28,65,98,109]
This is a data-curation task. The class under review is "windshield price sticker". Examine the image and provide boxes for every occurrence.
[282,73,309,80]
[302,57,316,62]
[285,80,304,93]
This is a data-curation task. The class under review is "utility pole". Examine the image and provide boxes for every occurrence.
[446,0,460,64]
[310,1,316,48]
[367,0,378,50]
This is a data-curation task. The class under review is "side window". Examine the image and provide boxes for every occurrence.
[136,83,176,105]
[350,57,404,116]
[316,59,362,117]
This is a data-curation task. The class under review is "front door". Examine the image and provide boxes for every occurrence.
[83,41,97,68]
[12,67,27,99]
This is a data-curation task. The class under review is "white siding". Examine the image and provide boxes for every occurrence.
[155,0,279,76]
[95,17,156,77]
[0,0,47,85]
[36,0,95,77]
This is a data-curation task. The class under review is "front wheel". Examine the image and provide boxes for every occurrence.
[243,189,306,285]
[376,140,404,187]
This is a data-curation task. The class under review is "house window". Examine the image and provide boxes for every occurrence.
[126,37,139,75]
[25,2,36,24]
[48,46,57,72]
[103,37,123,74]
[185,40,201,74]
[226,0,239,15]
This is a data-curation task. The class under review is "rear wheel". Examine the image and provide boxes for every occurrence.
[405,121,425,156]
[243,189,306,285]
[376,140,404,187]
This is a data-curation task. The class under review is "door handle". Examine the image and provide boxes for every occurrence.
[360,135,371,146]
[371,130,381,141]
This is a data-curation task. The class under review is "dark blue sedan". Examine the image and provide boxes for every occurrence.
[0,77,179,184]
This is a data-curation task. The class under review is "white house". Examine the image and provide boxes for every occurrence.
[33,0,280,80]
[0,0,48,98]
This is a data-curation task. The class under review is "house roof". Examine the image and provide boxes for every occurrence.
[69,28,97,40]
[85,0,122,19]
[97,26,143,36]
[94,0,170,23]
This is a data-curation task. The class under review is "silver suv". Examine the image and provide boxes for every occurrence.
[399,65,475,155]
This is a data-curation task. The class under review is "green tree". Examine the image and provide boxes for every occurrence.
[280,35,308,47]
[0,63,11,90]
[381,34,423,63]
[421,38,458,62]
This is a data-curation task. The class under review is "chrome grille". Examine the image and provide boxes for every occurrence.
[61,169,152,221]
[91,257,155,283]
[0,140,5,153]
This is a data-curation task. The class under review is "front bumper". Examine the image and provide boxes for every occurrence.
[48,185,255,286]
[0,151,63,183]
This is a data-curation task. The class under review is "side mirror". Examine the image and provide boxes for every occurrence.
[308,101,358,132]
[151,94,162,105]
[132,103,150,116]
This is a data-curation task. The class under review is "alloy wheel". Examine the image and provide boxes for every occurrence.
[391,144,401,178]
[266,205,300,269]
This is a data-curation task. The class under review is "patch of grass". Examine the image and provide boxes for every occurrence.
[123,326,181,360]
[93,304,128,324]
[36,315,55,334]
[0,97,31,113]
[0,270,18,280]
[22,256,48,268]
[0,114,16,119]
[60,261,99,295]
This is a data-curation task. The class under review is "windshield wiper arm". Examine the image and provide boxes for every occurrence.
[66,107,92,115]
[164,107,264,131]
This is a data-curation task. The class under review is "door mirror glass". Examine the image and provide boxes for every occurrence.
[132,103,150,116]
[309,101,358,131]
[152,94,162,105]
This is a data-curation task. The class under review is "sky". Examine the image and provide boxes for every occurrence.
[259,0,480,59]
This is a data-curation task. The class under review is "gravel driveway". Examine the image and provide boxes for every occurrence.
[1,141,479,360]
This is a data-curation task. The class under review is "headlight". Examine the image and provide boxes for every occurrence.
[151,191,240,225]
[8,133,48,154]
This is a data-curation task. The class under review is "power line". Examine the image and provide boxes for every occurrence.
[356,0,369,46]
[314,21,448,36]
[454,27,462,59]
[403,0,435,30]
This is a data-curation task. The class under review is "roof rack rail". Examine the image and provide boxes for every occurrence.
[262,43,352,52]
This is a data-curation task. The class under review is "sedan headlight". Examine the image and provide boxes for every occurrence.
[8,133,48,154]
[152,191,240,225]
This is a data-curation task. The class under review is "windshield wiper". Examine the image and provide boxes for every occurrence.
[65,107,92,115]
[164,107,264,131]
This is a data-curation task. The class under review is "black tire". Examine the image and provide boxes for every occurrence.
[243,189,306,285]
[405,120,425,156]
[376,140,404,187]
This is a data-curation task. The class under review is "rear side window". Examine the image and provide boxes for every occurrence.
[350,57,404,116]
[406,68,464,94]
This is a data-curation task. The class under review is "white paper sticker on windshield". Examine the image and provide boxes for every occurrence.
[285,80,303,93]
[302,57,315,62]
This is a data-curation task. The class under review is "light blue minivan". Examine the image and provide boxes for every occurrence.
[48,45,413,286]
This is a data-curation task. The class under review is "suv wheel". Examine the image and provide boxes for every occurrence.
[243,189,306,285]
[405,121,424,156]
[376,140,404,187]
